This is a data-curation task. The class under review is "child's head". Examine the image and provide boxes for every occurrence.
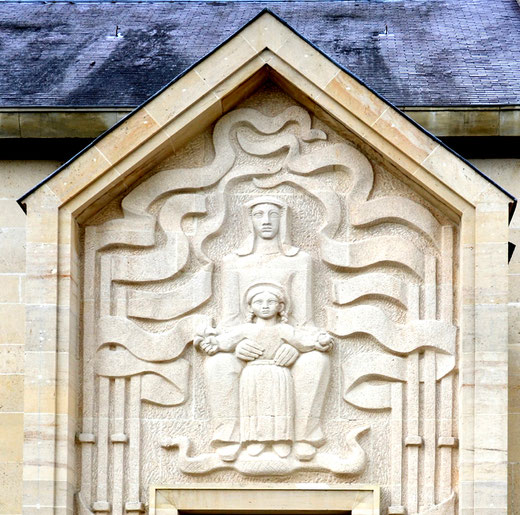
[245,283,289,323]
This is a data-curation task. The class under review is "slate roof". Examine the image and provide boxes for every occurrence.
[1,0,519,108]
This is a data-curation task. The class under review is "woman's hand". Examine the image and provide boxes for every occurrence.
[199,336,220,356]
[235,339,264,361]
[315,331,334,352]
[194,325,220,355]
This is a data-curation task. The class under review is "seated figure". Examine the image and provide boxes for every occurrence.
[196,196,332,462]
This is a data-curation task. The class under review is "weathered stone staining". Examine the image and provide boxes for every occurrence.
[79,102,458,512]
[9,10,511,514]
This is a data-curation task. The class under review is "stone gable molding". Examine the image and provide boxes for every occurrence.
[19,10,511,514]
[18,10,513,215]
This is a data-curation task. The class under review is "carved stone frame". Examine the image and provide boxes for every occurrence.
[149,484,380,515]
[20,11,511,513]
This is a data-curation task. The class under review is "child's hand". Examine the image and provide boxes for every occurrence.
[235,339,264,361]
[315,331,334,352]
[274,343,299,367]
[194,324,220,355]
[200,336,219,356]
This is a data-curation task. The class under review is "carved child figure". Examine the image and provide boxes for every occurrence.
[196,282,333,460]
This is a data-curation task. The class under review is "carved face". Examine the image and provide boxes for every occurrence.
[251,203,281,240]
[250,291,283,320]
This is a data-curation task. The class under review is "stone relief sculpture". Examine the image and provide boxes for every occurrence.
[195,280,332,460]
[77,98,458,515]
[162,197,363,476]
[193,197,332,464]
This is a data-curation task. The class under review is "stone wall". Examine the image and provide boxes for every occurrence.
[472,159,520,514]
[0,153,517,513]
[0,161,62,514]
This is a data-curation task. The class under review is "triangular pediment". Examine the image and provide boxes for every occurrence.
[18,9,513,217]
[17,10,514,514]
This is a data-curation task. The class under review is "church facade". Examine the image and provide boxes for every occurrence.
[1,3,519,514]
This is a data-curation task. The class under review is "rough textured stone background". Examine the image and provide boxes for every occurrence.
[1,0,519,107]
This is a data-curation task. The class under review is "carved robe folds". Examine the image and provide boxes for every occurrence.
[204,328,330,448]
[206,232,330,450]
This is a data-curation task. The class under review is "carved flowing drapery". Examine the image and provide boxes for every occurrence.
[78,104,457,515]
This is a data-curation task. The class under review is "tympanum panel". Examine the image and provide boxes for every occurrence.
[78,88,457,515]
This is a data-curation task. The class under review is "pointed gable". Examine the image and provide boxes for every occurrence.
[18,9,513,216]
[18,10,512,515]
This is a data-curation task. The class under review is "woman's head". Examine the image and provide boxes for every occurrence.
[235,196,299,257]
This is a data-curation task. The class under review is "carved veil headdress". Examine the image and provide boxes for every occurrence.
[235,195,300,257]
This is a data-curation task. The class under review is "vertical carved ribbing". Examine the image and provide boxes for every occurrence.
[390,382,404,510]
[99,255,112,318]
[80,228,96,507]
[95,377,110,506]
[94,251,113,510]
[423,255,437,507]
[439,375,454,500]
[423,349,437,506]
[439,226,455,501]
[406,352,420,513]
[126,376,142,508]
[440,227,454,324]
[112,378,126,514]
[424,254,437,321]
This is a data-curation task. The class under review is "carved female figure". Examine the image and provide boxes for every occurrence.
[200,196,332,462]
[239,283,296,458]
